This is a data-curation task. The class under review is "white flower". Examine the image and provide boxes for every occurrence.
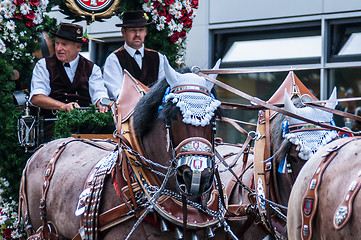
[33,13,43,25]
[174,1,183,10]
[20,3,31,15]
[8,2,16,13]
[0,15,3,22]
[41,0,49,7]
[175,22,183,32]
[175,38,183,45]
[168,19,177,31]
[175,56,185,66]
[3,9,13,19]
[0,39,6,54]
[189,11,197,20]
[0,1,7,12]
[10,212,18,219]
[156,23,165,31]
[168,3,177,15]
[4,180,10,187]
[0,215,8,224]
[11,229,19,238]
[6,20,15,32]
[151,9,159,20]
[182,0,191,7]
[159,16,166,23]
[19,43,25,49]
[142,2,152,12]
[185,5,192,14]
[174,10,183,19]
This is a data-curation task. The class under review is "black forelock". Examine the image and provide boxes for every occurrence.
[133,78,169,138]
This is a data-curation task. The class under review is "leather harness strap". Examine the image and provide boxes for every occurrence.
[333,158,361,230]
[301,136,361,240]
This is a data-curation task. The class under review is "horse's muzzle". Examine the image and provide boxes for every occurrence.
[174,138,215,196]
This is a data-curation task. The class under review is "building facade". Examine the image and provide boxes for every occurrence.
[184,0,361,142]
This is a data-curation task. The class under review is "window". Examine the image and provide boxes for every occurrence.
[328,18,361,62]
[223,35,321,63]
[212,22,321,68]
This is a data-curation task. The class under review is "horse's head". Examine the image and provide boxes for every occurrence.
[133,58,222,197]
[270,88,339,203]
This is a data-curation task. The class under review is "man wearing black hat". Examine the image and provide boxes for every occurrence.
[103,10,166,100]
[30,22,109,113]
[30,23,109,142]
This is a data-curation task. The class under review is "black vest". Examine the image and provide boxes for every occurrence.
[46,54,93,107]
[114,47,160,86]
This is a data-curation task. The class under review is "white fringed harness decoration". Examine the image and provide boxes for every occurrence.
[164,87,221,127]
[283,121,339,161]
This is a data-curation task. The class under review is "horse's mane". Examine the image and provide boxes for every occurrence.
[133,77,169,138]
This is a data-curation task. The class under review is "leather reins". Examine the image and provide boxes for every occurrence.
[197,72,358,136]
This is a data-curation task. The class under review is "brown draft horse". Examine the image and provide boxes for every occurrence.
[19,65,234,239]
[216,78,339,240]
[287,137,361,240]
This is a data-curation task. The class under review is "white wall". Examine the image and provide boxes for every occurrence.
[184,1,210,69]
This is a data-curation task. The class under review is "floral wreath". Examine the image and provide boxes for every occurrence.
[0,0,49,61]
[142,0,198,65]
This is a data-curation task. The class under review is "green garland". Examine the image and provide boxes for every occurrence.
[53,105,114,139]
[0,59,29,201]
[0,11,57,201]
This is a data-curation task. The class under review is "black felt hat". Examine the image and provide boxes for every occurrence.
[116,10,152,28]
[50,23,84,43]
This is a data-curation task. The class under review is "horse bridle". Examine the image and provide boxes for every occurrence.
[163,85,217,197]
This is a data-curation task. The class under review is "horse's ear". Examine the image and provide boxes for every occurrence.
[163,55,179,87]
[204,59,221,91]
[283,89,299,115]
[325,87,337,110]
[209,59,221,79]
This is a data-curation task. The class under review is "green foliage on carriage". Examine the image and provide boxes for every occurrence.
[53,105,114,139]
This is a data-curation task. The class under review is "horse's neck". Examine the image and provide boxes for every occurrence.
[140,118,178,192]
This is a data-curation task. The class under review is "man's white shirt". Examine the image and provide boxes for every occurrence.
[30,54,108,105]
[103,43,165,101]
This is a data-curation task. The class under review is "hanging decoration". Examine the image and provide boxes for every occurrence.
[65,0,121,23]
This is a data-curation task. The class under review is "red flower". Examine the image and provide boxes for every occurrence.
[181,16,193,28]
[170,32,179,43]
[179,30,187,38]
[25,19,34,28]
[144,0,149,2]
[158,8,166,17]
[3,229,12,239]
[25,11,35,20]
[13,12,23,19]
[29,0,40,6]
[165,14,173,22]
[152,1,161,9]
[192,0,199,8]
[14,0,26,6]
[165,0,174,5]
[82,38,88,43]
